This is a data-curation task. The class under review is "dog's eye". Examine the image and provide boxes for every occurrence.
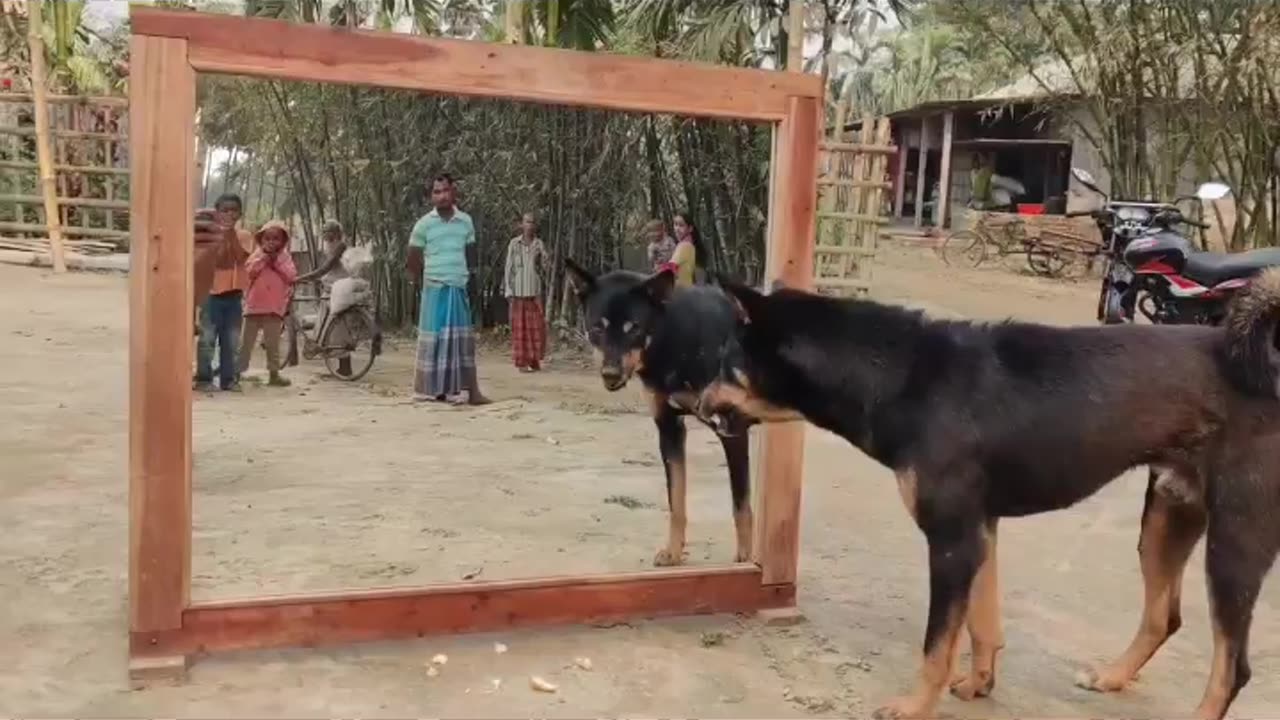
[623,321,635,334]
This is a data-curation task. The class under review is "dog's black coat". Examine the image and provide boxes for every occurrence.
[565,260,753,565]
[703,276,1280,719]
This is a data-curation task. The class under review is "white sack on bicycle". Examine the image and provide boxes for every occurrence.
[330,277,370,315]
[329,245,373,315]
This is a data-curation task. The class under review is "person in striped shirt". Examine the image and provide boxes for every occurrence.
[503,212,548,372]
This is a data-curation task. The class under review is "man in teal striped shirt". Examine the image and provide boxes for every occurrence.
[405,174,490,405]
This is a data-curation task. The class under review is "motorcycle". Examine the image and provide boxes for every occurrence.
[1068,167,1280,326]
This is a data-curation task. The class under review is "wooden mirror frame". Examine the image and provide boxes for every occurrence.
[127,7,820,684]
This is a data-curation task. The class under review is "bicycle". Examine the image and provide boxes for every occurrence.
[939,210,1068,278]
[284,278,382,381]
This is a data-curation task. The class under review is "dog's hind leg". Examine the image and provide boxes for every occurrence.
[875,473,984,720]
[718,431,753,563]
[1192,498,1278,718]
[1077,467,1206,694]
[652,394,688,567]
[950,518,1004,701]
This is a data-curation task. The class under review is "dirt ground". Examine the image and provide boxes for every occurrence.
[2,243,1278,718]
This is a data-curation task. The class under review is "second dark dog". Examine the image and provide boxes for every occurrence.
[564,258,754,567]
[698,273,1280,719]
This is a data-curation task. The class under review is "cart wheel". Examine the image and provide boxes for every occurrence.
[1026,246,1068,277]
[940,230,986,268]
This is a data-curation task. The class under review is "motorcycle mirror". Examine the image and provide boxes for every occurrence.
[1195,182,1231,201]
[1071,167,1097,186]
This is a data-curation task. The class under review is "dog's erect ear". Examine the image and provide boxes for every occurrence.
[564,257,596,297]
[720,280,767,325]
[636,267,676,305]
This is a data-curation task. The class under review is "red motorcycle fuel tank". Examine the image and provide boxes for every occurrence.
[1123,229,1193,275]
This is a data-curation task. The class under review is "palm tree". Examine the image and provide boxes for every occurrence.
[1,0,120,95]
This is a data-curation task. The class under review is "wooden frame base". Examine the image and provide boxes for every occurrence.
[128,7,818,678]
[131,566,794,661]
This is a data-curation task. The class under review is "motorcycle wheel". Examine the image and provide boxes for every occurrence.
[940,230,986,268]
[1095,274,1110,323]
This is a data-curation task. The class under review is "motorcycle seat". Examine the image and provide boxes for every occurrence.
[1182,247,1280,287]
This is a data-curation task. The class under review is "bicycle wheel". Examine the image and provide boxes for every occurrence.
[320,308,379,381]
[940,230,987,268]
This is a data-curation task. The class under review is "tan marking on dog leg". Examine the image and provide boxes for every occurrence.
[1193,618,1237,720]
[874,605,965,719]
[952,521,1004,700]
[666,390,698,413]
[654,457,687,567]
[1076,486,1205,693]
[645,387,666,418]
[896,470,918,520]
[700,381,803,423]
[733,505,753,563]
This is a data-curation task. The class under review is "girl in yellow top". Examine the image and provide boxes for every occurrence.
[666,211,705,287]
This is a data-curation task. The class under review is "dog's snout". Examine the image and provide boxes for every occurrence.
[600,365,625,390]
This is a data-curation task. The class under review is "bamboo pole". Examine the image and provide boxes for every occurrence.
[504,0,524,44]
[27,0,68,273]
[786,0,805,71]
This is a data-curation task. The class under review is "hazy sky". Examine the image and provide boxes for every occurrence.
[84,0,246,29]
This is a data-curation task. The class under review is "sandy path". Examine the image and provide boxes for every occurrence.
[2,245,1277,717]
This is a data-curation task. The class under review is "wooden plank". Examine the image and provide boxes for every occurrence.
[130,8,821,122]
[814,244,876,256]
[893,125,908,219]
[755,95,819,587]
[914,116,930,228]
[0,159,130,176]
[0,220,129,238]
[0,126,127,141]
[817,178,892,190]
[937,110,954,229]
[128,35,195,636]
[131,567,794,658]
[820,141,898,154]
[817,211,889,224]
[0,92,129,106]
[0,193,129,210]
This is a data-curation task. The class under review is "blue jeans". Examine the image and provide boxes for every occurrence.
[196,291,243,388]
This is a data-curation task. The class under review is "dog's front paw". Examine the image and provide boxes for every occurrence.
[950,671,994,700]
[1073,666,1130,693]
[653,547,685,566]
[732,546,751,563]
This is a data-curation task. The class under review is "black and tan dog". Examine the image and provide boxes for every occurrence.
[696,272,1280,719]
[564,258,754,566]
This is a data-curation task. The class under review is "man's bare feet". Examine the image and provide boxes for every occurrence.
[468,390,492,405]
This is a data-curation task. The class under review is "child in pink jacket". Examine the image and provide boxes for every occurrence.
[238,220,297,387]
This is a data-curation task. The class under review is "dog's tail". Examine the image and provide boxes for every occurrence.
[1223,266,1280,397]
